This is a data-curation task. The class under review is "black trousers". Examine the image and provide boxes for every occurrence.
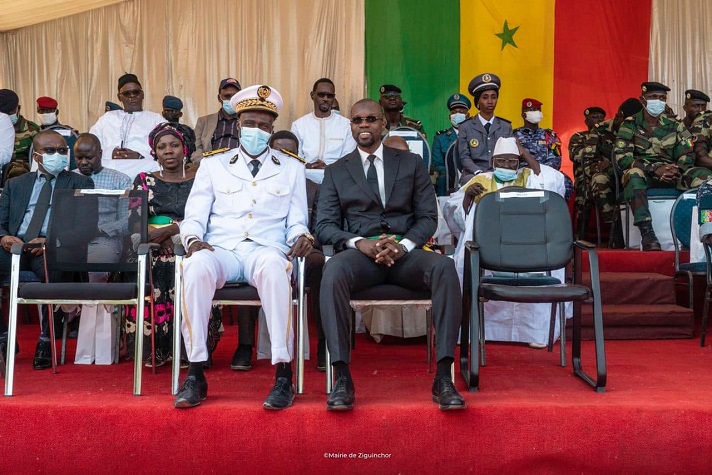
[320,248,461,364]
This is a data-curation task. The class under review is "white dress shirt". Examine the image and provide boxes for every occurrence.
[0,112,14,167]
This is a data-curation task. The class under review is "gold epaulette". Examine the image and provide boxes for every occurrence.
[202,147,230,158]
[279,148,307,164]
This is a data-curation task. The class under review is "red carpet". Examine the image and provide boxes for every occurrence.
[2,322,712,474]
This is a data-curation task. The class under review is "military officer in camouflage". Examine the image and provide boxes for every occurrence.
[692,108,712,169]
[0,89,41,183]
[614,81,711,251]
[432,93,471,195]
[378,84,426,137]
[681,89,709,132]
[457,73,512,185]
[578,99,643,247]
[569,106,606,238]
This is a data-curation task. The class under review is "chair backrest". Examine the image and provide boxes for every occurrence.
[474,189,573,272]
[444,141,461,193]
[670,188,697,250]
[45,189,148,273]
[385,126,431,170]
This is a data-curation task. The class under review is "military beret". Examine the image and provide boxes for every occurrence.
[468,73,501,96]
[447,93,472,110]
[105,101,123,112]
[522,98,543,110]
[584,106,606,117]
[219,77,241,92]
[618,97,643,119]
[641,81,669,94]
[685,89,710,103]
[162,95,183,110]
[380,84,402,95]
[36,96,58,109]
[118,73,141,91]
[0,89,19,114]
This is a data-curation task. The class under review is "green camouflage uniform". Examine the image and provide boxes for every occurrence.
[384,114,427,138]
[614,110,709,225]
[6,115,40,180]
[691,110,712,163]
[569,130,588,209]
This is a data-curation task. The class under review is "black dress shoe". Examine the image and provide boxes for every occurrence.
[230,346,253,371]
[33,340,52,370]
[263,377,295,410]
[326,375,355,411]
[174,375,208,408]
[432,376,466,410]
[0,334,19,359]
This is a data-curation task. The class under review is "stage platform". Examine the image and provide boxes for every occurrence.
[2,321,712,474]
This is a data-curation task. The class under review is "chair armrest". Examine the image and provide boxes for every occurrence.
[322,245,334,257]
[440,244,455,256]
[464,241,479,252]
[11,242,43,255]
[137,243,160,256]
[174,243,185,257]
[573,240,596,250]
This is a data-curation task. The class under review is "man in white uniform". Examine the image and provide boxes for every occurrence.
[89,73,164,180]
[443,137,569,347]
[0,112,14,168]
[176,85,314,410]
[290,78,356,184]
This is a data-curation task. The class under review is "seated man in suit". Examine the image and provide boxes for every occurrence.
[0,130,94,369]
[316,99,466,411]
[190,78,242,164]
[176,85,313,410]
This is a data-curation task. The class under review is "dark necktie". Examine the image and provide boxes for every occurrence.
[366,154,382,206]
[484,122,491,135]
[25,174,53,240]
[250,159,261,177]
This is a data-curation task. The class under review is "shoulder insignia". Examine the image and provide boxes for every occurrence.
[496,116,512,124]
[203,147,230,157]
[585,146,593,153]
[436,129,447,135]
[271,155,281,165]
[229,153,239,164]
[692,134,698,143]
[616,140,626,148]
[469,139,479,148]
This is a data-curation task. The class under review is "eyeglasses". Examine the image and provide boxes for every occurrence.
[39,146,69,155]
[382,93,401,99]
[492,158,520,168]
[315,92,336,99]
[351,116,381,125]
[120,89,143,98]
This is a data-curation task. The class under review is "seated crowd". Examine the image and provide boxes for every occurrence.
[0,70,711,411]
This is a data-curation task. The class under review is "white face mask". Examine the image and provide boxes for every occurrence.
[38,112,57,126]
[525,110,543,124]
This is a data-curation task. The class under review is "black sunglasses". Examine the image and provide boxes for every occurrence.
[120,89,143,98]
[315,92,336,99]
[351,116,381,125]
[38,146,69,155]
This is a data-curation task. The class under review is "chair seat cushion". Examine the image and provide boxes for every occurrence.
[352,284,430,301]
[482,274,561,286]
[679,262,706,273]
[214,284,259,300]
[18,283,137,301]
[480,283,590,303]
[647,188,682,199]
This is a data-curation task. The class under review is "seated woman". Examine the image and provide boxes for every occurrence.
[443,137,569,348]
[126,123,221,367]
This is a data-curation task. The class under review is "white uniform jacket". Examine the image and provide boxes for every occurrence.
[180,147,309,253]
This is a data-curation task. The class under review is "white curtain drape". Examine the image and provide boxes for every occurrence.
[0,0,365,132]
[649,0,712,115]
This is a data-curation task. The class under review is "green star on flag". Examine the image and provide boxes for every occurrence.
[495,20,519,50]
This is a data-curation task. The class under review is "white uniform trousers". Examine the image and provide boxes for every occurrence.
[181,241,294,364]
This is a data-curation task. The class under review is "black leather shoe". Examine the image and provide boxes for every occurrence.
[326,375,355,411]
[174,375,208,408]
[0,334,19,359]
[638,222,661,251]
[230,346,252,371]
[432,376,466,410]
[33,340,52,370]
[263,376,295,410]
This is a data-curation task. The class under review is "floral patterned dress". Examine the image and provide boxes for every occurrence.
[126,172,222,365]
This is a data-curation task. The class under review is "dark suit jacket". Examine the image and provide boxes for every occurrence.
[0,170,95,239]
[316,145,437,250]
[190,112,219,163]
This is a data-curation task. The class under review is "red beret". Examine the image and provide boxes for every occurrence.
[36,96,58,109]
[521,98,542,109]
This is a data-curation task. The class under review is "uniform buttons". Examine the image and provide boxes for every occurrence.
[252,199,256,204]
[248,213,253,219]
[244,231,249,237]
[276,190,281,195]
[251,182,256,187]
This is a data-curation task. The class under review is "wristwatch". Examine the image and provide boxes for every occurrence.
[399,243,409,254]
[302,232,315,244]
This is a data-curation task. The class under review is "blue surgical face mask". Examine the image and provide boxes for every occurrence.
[493,167,518,182]
[40,152,69,176]
[240,127,271,156]
[644,99,666,117]
[222,100,236,115]
[9,113,18,125]
[450,113,467,127]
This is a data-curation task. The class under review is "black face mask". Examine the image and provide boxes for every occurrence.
[163,113,181,123]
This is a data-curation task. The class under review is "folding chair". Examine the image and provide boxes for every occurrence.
[462,189,606,393]
[670,188,704,310]
[385,126,432,171]
[3,189,151,396]
[172,245,307,395]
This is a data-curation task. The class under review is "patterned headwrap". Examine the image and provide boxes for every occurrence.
[148,123,188,160]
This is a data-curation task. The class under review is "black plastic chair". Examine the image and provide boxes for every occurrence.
[385,126,432,172]
[172,245,307,395]
[670,188,704,310]
[462,188,606,393]
[3,189,151,396]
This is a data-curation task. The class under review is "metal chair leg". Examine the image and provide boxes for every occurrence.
[325,346,332,394]
[60,314,68,365]
[426,307,433,372]
[701,286,711,347]
[559,302,566,367]
[479,300,486,367]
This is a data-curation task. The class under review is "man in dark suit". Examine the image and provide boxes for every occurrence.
[316,99,465,411]
[0,130,94,369]
[190,78,241,164]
